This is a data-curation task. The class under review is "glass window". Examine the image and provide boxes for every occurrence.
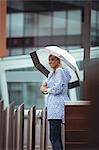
[97,11,99,36]
[91,10,97,38]
[8,82,45,109]
[38,12,51,36]
[0,85,2,99]
[53,11,66,35]
[24,47,37,55]
[10,48,23,56]
[11,13,24,37]
[6,14,10,37]
[67,10,81,35]
[91,10,99,46]
[24,13,38,37]
[7,48,10,56]
[67,46,81,50]
[90,47,99,60]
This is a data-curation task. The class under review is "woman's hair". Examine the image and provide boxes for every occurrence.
[49,54,60,62]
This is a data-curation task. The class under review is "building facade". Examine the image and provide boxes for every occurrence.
[0,0,99,109]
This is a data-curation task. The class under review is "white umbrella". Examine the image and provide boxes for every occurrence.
[45,46,80,79]
[30,45,80,89]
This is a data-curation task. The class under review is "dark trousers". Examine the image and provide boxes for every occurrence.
[49,119,63,150]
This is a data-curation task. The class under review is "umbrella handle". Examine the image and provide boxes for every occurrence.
[42,92,48,95]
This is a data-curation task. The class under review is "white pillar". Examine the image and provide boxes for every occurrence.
[0,67,9,108]
[70,88,77,101]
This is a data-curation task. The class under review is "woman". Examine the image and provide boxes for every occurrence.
[40,54,71,150]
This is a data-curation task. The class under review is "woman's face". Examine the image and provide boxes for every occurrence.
[48,55,60,70]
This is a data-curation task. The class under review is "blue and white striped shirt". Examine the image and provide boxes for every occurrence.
[46,67,71,123]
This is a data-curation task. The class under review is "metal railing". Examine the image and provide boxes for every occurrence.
[0,100,48,150]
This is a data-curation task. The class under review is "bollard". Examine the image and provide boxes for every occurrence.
[14,103,24,150]
[40,108,48,150]
[5,102,14,150]
[27,105,36,150]
[0,100,4,149]
[0,102,14,150]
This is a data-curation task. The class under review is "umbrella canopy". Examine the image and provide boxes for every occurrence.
[30,46,80,89]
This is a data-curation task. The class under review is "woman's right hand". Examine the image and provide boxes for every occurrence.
[40,82,48,94]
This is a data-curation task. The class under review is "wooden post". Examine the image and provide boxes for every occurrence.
[0,100,4,149]
[27,105,36,150]
[82,1,92,99]
[2,108,7,150]
[0,102,14,150]
[5,102,14,150]
[40,108,48,150]
[14,104,24,150]
[65,101,90,149]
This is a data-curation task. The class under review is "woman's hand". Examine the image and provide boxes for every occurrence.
[40,82,48,93]
[40,86,48,92]
[42,82,48,87]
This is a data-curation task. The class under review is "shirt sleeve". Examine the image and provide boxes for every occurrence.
[47,69,64,95]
